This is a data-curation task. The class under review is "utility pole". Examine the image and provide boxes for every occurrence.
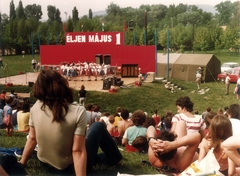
[144,10,148,45]
[64,12,68,22]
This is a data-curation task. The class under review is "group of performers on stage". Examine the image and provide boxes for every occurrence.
[59,61,116,81]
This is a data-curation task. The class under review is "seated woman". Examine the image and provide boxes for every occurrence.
[171,96,206,139]
[122,110,147,152]
[143,117,160,136]
[198,114,235,175]
[17,101,30,132]
[203,111,217,135]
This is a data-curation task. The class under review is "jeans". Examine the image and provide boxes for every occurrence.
[0,154,28,175]
[79,97,86,107]
[39,161,75,175]
[86,122,122,171]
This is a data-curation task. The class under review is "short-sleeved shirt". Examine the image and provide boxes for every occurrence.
[17,111,30,131]
[29,100,87,170]
[78,89,87,97]
[86,111,98,125]
[3,104,12,117]
[172,113,206,134]
[230,118,240,135]
[225,76,231,84]
[123,125,147,145]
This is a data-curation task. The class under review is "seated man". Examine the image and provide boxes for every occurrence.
[147,121,200,173]
[118,108,133,138]
[164,82,174,93]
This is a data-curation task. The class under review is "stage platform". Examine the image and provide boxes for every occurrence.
[0,72,136,92]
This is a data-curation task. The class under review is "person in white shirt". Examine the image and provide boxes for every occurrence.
[196,68,202,90]
[31,58,37,72]
[226,103,240,136]
[236,74,240,99]
[225,73,231,95]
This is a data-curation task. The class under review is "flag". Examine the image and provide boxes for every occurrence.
[63,23,66,33]
[80,22,84,32]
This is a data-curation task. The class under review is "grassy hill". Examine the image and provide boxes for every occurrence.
[0,50,239,175]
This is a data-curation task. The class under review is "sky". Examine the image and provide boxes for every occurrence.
[0,0,231,21]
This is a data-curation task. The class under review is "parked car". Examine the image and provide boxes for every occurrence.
[217,67,240,83]
[221,62,239,73]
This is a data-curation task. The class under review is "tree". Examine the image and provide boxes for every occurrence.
[220,26,239,50]
[55,9,62,24]
[89,9,93,19]
[193,27,210,51]
[25,4,43,21]
[149,4,167,20]
[47,5,62,24]
[72,7,79,23]
[47,5,56,22]
[16,0,26,20]
[16,18,27,53]
[37,22,50,44]
[215,1,234,25]
[66,18,74,32]
[178,11,203,52]
[9,0,16,20]
[106,3,121,16]
[175,3,189,15]
[3,20,18,54]
[172,24,192,50]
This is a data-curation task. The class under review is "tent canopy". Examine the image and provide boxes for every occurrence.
[157,54,221,82]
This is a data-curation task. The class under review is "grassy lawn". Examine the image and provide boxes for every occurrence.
[0,50,239,175]
[0,130,158,176]
[0,49,239,78]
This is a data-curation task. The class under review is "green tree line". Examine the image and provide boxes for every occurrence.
[0,0,239,55]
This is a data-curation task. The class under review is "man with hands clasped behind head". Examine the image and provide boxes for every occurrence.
[147,121,201,173]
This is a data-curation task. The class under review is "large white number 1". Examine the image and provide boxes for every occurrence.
[116,33,121,45]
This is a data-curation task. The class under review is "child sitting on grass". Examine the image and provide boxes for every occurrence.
[3,96,14,137]
[107,115,117,136]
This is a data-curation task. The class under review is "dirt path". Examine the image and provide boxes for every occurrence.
[0,72,136,92]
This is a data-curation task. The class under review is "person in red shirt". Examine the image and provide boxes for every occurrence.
[0,90,6,109]
[152,109,160,125]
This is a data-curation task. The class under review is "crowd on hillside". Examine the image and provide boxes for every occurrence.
[1,69,240,176]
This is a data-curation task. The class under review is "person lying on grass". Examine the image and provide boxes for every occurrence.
[132,121,200,173]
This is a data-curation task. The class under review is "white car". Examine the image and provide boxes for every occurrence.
[221,62,239,73]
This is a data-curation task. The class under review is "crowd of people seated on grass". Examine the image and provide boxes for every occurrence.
[0,90,31,135]
[2,70,240,175]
